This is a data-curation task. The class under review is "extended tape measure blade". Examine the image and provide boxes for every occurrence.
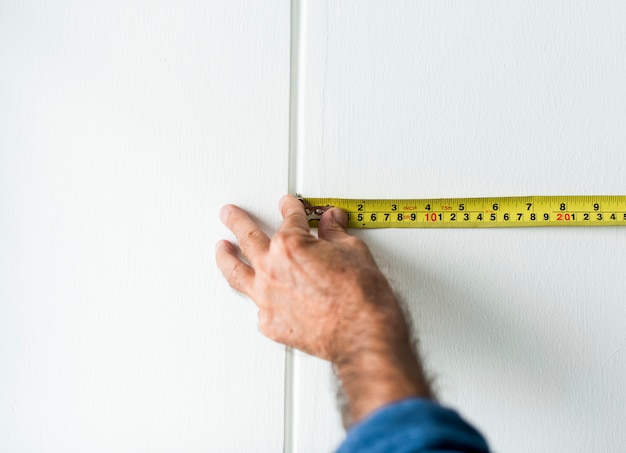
[299,196,626,228]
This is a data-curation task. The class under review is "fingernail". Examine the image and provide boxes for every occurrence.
[331,208,348,224]
[216,239,231,252]
[219,205,231,224]
[278,194,291,210]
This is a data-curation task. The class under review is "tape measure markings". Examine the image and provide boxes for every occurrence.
[299,196,626,228]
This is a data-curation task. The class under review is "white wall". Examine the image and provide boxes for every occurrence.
[294,2,626,452]
[1,2,289,451]
[3,1,626,452]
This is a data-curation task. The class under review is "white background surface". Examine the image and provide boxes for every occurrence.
[1,1,288,451]
[2,1,626,452]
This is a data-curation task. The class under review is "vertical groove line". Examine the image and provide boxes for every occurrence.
[284,1,301,452]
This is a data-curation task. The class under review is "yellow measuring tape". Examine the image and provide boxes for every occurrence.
[300,196,626,228]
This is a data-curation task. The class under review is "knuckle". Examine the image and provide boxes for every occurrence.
[344,235,367,251]
[226,260,248,291]
[273,231,305,252]
[243,228,266,247]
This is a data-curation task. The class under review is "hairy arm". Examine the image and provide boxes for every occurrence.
[215,194,432,424]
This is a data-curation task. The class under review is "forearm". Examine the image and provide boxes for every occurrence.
[332,295,433,425]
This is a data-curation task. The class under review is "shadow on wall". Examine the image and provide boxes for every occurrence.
[353,228,626,449]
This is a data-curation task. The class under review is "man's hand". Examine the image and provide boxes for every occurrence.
[216,194,395,361]
[216,195,432,423]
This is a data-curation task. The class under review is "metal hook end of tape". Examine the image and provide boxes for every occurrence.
[297,197,334,221]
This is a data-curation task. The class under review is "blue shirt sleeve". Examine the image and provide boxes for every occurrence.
[336,398,490,453]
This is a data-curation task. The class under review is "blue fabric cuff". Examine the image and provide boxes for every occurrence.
[337,398,490,453]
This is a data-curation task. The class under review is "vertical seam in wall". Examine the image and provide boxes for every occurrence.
[288,0,301,197]
[285,1,301,452]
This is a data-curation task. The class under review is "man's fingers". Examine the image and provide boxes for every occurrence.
[215,240,255,295]
[279,194,310,233]
[220,204,270,263]
[318,208,350,242]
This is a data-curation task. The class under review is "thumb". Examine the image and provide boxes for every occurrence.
[318,208,349,241]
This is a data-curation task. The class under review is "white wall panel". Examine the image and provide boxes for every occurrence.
[0,1,289,451]
[294,2,626,452]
